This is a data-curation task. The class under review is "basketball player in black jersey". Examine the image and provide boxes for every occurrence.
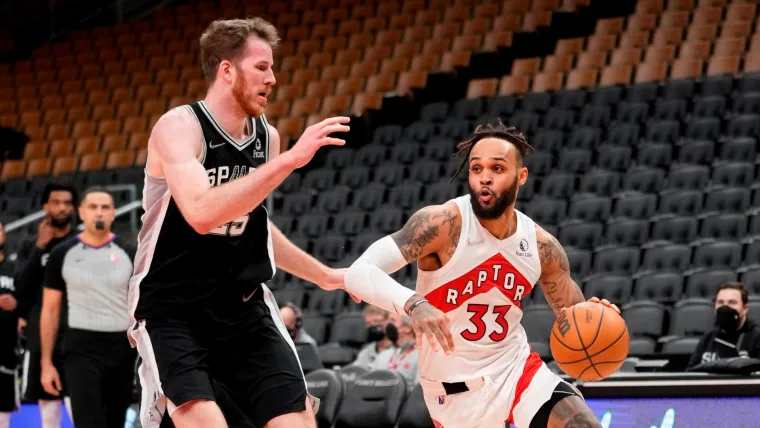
[127,18,355,428]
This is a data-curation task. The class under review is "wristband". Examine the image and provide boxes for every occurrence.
[406,298,428,316]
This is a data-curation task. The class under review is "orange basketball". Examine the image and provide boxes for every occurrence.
[549,302,629,381]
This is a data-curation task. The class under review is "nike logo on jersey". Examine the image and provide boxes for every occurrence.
[209,141,225,149]
[243,288,258,302]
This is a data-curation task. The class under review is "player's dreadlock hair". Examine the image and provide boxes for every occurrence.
[450,119,535,183]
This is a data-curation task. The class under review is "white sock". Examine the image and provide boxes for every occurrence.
[38,399,61,428]
[63,396,74,424]
[0,412,10,428]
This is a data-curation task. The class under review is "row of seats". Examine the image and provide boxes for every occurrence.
[305,367,432,428]
[492,0,758,94]
[0,152,147,182]
[278,293,760,368]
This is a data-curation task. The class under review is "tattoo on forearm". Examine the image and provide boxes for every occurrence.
[541,279,585,314]
[391,207,459,261]
[538,234,570,272]
[549,396,600,428]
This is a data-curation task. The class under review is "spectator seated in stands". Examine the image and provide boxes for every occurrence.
[352,305,395,370]
[279,301,316,346]
[371,313,418,389]
[689,282,760,369]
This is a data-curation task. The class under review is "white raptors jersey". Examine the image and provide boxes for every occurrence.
[416,194,541,382]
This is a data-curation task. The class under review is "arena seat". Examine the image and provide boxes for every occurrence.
[296,342,324,374]
[335,370,408,428]
[397,384,434,428]
[305,369,345,428]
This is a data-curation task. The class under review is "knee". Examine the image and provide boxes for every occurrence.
[171,399,227,428]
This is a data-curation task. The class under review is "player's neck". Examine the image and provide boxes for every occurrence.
[476,206,518,240]
[203,90,249,141]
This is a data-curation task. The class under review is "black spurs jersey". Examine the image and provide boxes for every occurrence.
[130,101,275,319]
[0,256,16,360]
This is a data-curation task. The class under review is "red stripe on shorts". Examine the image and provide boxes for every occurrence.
[506,352,543,424]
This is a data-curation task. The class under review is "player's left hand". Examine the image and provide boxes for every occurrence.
[318,268,361,303]
[587,296,620,314]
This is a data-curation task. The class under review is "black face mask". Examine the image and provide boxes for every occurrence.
[367,325,386,342]
[386,323,399,344]
[716,305,741,333]
[287,328,297,340]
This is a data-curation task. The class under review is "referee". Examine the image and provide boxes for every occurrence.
[39,187,136,428]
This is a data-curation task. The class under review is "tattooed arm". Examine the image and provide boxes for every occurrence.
[345,203,460,353]
[535,225,585,316]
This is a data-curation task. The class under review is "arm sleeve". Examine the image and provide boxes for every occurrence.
[43,245,68,292]
[13,238,44,318]
[344,236,417,315]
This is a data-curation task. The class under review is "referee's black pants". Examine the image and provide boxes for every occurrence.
[64,328,136,428]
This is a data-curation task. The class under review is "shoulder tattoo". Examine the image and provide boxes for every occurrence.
[537,231,570,272]
[391,207,459,261]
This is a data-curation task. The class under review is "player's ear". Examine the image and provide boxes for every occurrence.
[219,60,234,83]
[517,166,529,186]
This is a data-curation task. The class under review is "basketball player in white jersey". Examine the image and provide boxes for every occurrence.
[345,121,619,427]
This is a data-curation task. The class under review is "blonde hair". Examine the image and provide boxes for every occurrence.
[199,18,280,82]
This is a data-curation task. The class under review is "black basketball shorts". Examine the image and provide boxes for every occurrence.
[0,361,19,412]
[130,285,313,428]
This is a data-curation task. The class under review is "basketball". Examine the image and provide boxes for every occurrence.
[549,302,629,382]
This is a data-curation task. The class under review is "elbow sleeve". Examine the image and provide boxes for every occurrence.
[345,236,416,315]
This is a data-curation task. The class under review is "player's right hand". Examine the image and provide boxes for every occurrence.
[410,302,455,355]
[288,116,350,169]
[41,361,62,396]
[36,218,55,249]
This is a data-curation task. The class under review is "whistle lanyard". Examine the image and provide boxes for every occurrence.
[387,345,415,371]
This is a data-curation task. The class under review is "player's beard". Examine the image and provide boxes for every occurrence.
[469,174,518,220]
[50,212,72,229]
[232,74,264,118]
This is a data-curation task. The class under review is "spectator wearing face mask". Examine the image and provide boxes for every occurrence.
[371,313,418,388]
[688,282,760,369]
[279,302,316,346]
[353,305,396,369]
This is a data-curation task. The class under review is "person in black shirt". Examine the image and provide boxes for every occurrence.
[0,222,19,428]
[128,18,355,428]
[14,182,77,427]
[689,282,760,368]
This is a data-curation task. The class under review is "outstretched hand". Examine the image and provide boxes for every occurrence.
[288,117,350,169]
[317,268,361,303]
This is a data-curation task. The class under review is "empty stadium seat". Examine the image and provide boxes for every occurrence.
[305,369,345,428]
[398,384,434,428]
[296,342,323,374]
[521,306,555,343]
[335,370,408,428]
